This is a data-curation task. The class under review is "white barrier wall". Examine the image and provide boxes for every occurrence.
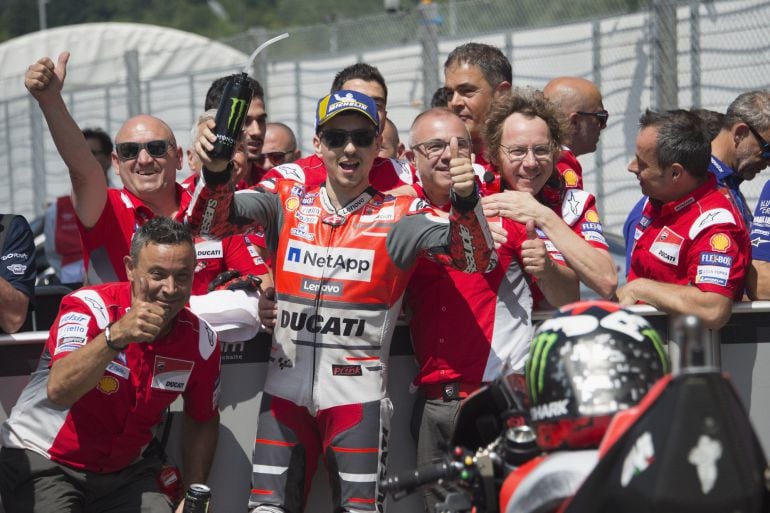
[3,303,770,512]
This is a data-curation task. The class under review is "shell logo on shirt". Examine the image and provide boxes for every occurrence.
[563,169,579,187]
[709,233,731,253]
[97,375,119,395]
[285,196,300,211]
[585,210,599,223]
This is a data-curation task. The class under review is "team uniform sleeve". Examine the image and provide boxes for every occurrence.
[686,224,749,298]
[47,294,103,366]
[182,322,221,422]
[185,168,283,241]
[570,195,609,251]
[1,215,37,300]
[750,180,770,262]
[223,235,269,277]
[386,194,497,273]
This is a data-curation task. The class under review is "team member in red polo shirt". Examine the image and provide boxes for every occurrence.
[0,218,220,513]
[619,109,749,329]
[481,88,618,300]
[25,52,265,340]
[404,107,578,512]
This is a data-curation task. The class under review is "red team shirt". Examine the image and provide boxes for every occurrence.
[0,282,220,473]
[84,179,267,293]
[628,174,749,299]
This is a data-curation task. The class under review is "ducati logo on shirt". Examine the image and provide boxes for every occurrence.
[151,356,195,392]
[649,226,684,265]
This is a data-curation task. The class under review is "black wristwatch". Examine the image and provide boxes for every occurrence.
[104,323,128,351]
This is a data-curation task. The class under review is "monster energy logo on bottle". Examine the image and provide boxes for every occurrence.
[228,97,248,131]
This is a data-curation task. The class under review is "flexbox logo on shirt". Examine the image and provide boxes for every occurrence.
[283,239,374,281]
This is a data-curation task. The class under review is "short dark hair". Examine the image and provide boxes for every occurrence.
[639,109,711,178]
[690,108,725,141]
[82,127,113,154]
[444,43,512,89]
[484,87,567,168]
[130,217,194,263]
[331,63,388,102]
[430,87,450,108]
[204,74,265,110]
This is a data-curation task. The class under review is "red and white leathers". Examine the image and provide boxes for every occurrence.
[628,174,750,299]
[0,282,220,474]
[259,153,413,192]
[185,170,496,512]
[556,148,583,190]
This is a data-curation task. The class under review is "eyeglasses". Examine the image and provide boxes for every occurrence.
[576,110,609,129]
[319,129,377,149]
[115,140,173,161]
[501,144,554,162]
[745,122,770,162]
[259,150,295,166]
[412,138,472,159]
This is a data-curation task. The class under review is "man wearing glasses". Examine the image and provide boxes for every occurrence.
[543,76,608,190]
[259,122,301,171]
[617,109,749,329]
[187,90,496,513]
[26,52,186,284]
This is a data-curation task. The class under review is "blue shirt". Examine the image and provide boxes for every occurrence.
[750,180,770,262]
[0,214,36,301]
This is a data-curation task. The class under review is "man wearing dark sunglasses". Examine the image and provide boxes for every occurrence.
[188,90,496,513]
[544,76,608,190]
[259,122,300,171]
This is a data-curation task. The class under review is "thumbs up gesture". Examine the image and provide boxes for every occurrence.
[448,137,475,199]
[25,52,69,103]
[111,277,170,347]
[520,220,552,278]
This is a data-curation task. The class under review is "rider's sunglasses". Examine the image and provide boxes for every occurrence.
[319,129,377,149]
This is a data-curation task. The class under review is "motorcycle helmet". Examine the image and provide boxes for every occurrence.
[525,300,669,450]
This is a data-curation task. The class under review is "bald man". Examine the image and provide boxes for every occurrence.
[260,122,301,171]
[26,53,186,282]
[543,76,608,189]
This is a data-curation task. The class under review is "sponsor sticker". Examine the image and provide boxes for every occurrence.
[97,376,119,395]
[709,233,731,253]
[295,212,319,225]
[332,364,363,376]
[649,226,684,265]
[299,206,322,216]
[60,313,90,325]
[195,240,223,259]
[300,277,344,297]
[695,265,730,286]
[285,196,300,211]
[7,264,26,275]
[359,205,395,224]
[698,252,733,267]
[621,432,655,486]
[106,360,131,379]
[563,169,579,187]
[688,435,722,494]
[581,222,603,232]
[530,399,569,421]
[283,239,374,281]
[151,356,195,392]
[584,209,599,223]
